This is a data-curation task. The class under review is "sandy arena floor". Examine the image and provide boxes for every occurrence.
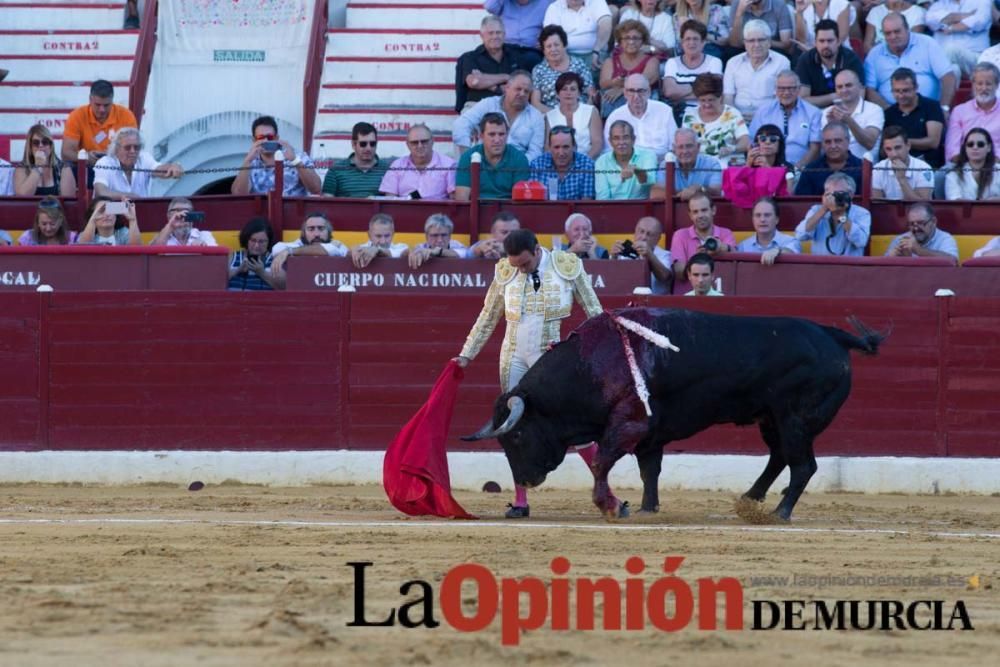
[0,483,997,666]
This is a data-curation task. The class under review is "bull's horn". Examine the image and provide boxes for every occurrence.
[493,396,525,437]
[459,396,526,441]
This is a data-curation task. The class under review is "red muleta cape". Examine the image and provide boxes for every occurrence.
[382,360,476,519]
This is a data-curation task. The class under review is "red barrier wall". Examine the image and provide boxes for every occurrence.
[1,293,998,458]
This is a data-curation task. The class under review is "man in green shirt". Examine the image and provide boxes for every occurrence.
[454,112,530,200]
[322,122,391,198]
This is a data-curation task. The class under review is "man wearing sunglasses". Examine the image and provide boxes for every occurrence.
[93,127,183,199]
[749,70,821,170]
[378,124,455,200]
[529,125,595,200]
[322,122,391,198]
[232,115,321,197]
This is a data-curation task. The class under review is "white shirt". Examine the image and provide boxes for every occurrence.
[272,238,349,257]
[414,239,470,258]
[926,0,992,54]
[974,236,1000,257]
[542,0,612,54]
[356,240,409,258]
[93,151,161,197]
[822,99,885,158]
[800,0,851,48]
[619,7,676,51]
[871,155,934,200]
[0,158,13,196]
[723,50,791,117]
[945,164,1000,200]
[978,43,1000,70]
[663,53,723,109]
[164,228,218,247]
[604,100,676,162]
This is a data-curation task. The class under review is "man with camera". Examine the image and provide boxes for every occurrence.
[669,191,736,293]
[232,115,321,197]
[149,197,217,247]
[794,172,871,256]
[560,213,609,259]
[610,216,673,294]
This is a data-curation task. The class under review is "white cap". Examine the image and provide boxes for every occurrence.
[470,152,482,163]
[36,284,54,293]
[934,288,955,297]
[337,284,356,293]
[274,149,285,162]
[632,287,653,295]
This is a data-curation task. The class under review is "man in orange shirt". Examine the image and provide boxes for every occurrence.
[61,80,137,167]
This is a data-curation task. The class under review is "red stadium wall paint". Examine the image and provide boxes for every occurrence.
[0,292,998,457]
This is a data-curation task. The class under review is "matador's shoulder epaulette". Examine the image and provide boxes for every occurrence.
[495,257,518,284]
[551,249,583,280]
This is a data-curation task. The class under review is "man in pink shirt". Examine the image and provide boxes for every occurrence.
[378,124,457,199]
[945,62,1000,162]
[669,191,736,294]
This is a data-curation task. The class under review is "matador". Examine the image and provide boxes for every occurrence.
[453,228,623,518]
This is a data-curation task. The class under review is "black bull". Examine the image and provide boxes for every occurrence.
[464,308,885,520]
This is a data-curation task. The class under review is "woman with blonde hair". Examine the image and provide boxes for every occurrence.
[18,196,77,245]
[14,124,76,197]
[599,19,660,117]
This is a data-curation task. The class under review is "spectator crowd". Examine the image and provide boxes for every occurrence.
[4,1,1000,286]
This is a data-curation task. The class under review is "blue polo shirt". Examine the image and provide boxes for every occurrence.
[749,99,822,167]
[864,33,953,102]
[655,153,723,192]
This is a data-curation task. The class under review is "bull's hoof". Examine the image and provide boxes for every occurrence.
[504,503,530,519]
[734,496,780,525]
[602,500,629,521]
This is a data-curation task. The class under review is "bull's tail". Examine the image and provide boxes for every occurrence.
[824,316,888,356]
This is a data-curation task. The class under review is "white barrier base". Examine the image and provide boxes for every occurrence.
[0,451,998,495]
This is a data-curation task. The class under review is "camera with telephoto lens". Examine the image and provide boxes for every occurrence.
[620,239,640,259]
[703,237,719,252]
[832,190,852,208]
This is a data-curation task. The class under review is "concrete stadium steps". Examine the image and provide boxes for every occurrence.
[0,133,63,162]
[345,1,485,31]
[0,30,138,55]
[0,81,130,108]
[326,28,478,59]
[321,83,455,109]
[317,106,457,135]
[0,55,134,82]
[0,2,127,30]
[313,131,454,160]
[323,56,456,85]
[0,109,71,136]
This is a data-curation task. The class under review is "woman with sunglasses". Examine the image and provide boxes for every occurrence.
[530,25,595,113]
[747,125,793,170]
[18,197,77,245]
[945,128,1000,200]
[14,124,76,197]
[76,196,142,246]
[599,20,660,118]
[544,72,603,158]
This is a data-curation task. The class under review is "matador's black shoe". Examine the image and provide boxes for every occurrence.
[504,503,530,519]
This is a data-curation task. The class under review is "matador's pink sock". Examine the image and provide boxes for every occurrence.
[513,484,528,507]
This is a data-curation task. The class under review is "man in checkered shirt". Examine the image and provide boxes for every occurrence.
[528,125,595,200]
